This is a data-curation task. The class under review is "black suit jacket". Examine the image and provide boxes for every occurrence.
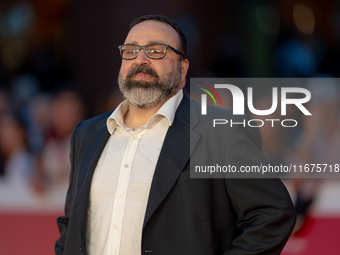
[55,94,296,255]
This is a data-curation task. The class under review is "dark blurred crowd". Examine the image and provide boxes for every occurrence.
[1,0,340,218]
[0,85,85,210]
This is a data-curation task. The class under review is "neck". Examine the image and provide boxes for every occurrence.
[124,100,166,130]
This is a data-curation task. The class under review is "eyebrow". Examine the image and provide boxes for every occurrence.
[125,40,167,45]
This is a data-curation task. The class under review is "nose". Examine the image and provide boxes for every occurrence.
[134,48,150,65]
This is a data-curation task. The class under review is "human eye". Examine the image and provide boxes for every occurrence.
[122,45,139,58]
[126,49,138,55]
[146,44,166,57]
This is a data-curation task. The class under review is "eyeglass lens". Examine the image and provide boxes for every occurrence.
[121,44,166,59]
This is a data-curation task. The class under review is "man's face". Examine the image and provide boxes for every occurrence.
[118,20,189,109]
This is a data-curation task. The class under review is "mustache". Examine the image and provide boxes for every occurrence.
[126,65,159,79]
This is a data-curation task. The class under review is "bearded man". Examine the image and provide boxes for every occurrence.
[55,14,296,255]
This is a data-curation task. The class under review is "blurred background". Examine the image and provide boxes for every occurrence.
[0,0,340,254]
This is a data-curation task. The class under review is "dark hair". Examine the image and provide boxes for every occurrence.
[129,14,187,59]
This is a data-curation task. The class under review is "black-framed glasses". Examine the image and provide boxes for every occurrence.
[118,43,184,60]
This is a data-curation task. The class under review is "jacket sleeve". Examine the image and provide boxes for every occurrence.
[55,122,82,255]
[222,115,296,254]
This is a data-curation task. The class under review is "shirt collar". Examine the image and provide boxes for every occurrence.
[107,89,183,134]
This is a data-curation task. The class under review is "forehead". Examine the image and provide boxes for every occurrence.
[124,20,180,48]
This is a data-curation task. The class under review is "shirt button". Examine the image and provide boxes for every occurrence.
[124,164,129,168]
[133,135,138,140]
[114,225,119,230]
[118,193,123,198]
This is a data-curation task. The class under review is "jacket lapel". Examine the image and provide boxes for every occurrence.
[78,116,111,245]
[143,95,201,228]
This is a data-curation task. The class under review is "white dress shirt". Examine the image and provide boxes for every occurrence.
[86,90,183,255]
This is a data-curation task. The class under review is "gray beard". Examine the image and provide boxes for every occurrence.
[118,63,181,109]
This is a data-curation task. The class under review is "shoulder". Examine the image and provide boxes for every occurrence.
[80,110,113,126]
[190,99,263,149]
[190,99,243,120]
[190,99,256,131]
[71,111,113,140]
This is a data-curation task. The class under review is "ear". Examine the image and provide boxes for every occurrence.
[179,59,189,89]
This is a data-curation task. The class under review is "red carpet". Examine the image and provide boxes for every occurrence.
[282,216,340,255]
[0,214,339,254]
[0,213,60,255]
